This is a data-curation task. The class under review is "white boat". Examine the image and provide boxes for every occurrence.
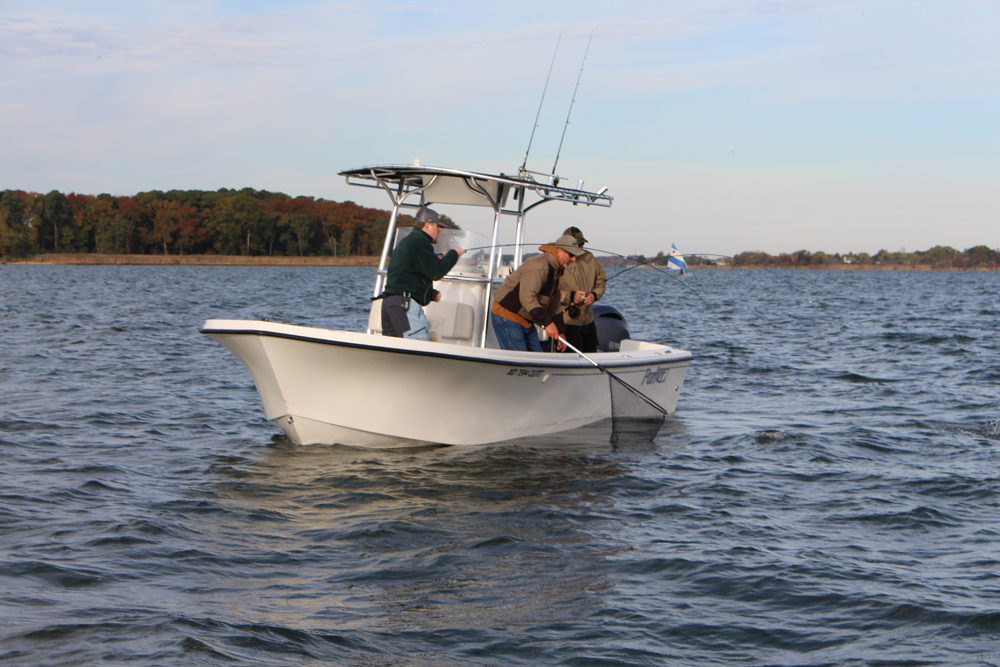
[201,164,692,447]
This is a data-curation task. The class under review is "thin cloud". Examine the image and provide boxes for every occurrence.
[1,0,996,254]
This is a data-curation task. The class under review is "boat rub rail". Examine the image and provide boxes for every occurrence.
[198,325,692,370]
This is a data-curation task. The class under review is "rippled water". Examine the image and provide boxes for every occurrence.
[2,265,1000,666]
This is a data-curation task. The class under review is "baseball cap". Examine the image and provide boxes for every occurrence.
[563,226,588,244]
[415,207,442,225]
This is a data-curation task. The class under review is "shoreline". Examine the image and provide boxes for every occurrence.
[690,264,995,271]
[5,253,380,266]
[2,253,996,271]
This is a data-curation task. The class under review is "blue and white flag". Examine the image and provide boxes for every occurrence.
[667,243,687,272]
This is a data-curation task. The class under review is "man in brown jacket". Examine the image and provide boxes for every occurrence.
[560,226,608,353]
[490,234,582,352]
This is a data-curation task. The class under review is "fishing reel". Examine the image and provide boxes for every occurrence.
[567,303,581,319]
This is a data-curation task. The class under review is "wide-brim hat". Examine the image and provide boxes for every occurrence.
[553,234,585,256]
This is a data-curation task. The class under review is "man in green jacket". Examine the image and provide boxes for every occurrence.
[381,207,464,340]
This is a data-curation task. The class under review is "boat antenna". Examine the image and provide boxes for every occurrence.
[552,31,593,176]
[521,33,562,173]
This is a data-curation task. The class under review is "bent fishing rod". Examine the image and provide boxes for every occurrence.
[444,241,715,311]
[606,252,812,302]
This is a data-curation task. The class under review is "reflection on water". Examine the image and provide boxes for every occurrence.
[202,431,636,634]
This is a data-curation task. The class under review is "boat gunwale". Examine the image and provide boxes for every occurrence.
[200,322,692,370]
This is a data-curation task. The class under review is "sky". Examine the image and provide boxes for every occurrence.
[1,0,997,257]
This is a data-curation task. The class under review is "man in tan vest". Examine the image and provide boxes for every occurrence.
[560,226,607,353]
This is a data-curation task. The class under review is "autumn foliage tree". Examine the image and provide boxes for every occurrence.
[0,190,42,258]
[147,200,178,254]
[2,186,409,259]
[4,186,996,268]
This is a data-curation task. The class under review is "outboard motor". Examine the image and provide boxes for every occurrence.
[593,304,630,352]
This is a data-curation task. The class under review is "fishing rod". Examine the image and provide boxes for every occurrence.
[521,33,562,173]
[587,246,715,310]
[607,252,811,302]
[552,31,593,177]
[447,241,715,311]
[437,241,810,320]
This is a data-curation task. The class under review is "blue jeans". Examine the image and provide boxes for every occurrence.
[491,312,542,352]
[382,295,430,341]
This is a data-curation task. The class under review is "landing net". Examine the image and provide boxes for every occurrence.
[608,374,667,445]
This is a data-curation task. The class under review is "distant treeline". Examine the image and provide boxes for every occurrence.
[617,246,1000,270]
[2,188,996,269]
[0,188,412,259]
[727,247,1000,270]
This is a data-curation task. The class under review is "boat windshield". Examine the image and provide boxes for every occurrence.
[392,226,511,278]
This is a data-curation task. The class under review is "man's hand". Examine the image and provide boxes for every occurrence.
[454,246,465,257]
[583,292,595,306]
[545,323,566,352]
[432,289,442,302]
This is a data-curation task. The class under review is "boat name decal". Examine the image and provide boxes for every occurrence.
[507,368,545,378]
[642,367,669,385]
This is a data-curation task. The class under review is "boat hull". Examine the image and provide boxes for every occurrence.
[201,319,691,447]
